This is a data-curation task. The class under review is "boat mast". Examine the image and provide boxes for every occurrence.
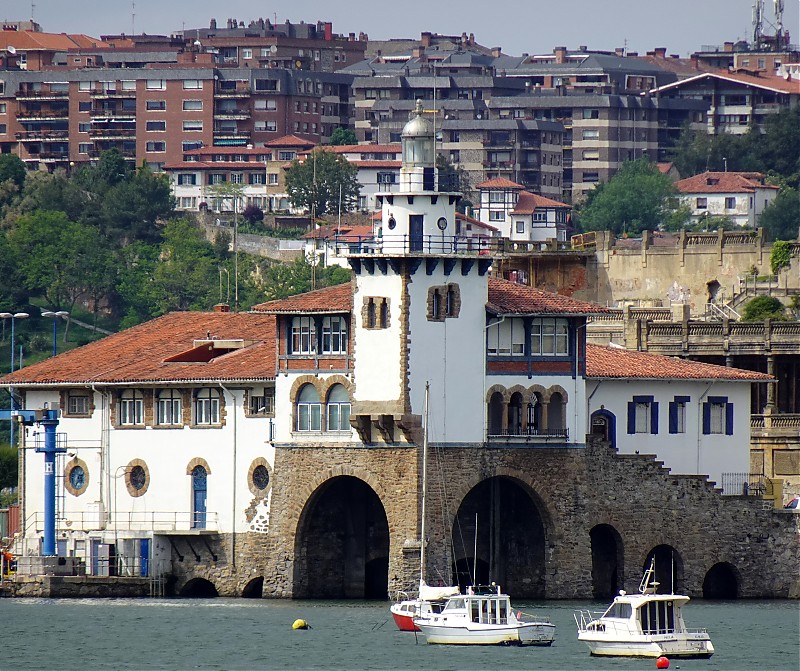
[420,381,429,589]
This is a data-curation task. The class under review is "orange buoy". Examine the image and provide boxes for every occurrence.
[656,656,670,669]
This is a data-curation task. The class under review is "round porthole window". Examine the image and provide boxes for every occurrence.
[387,215,397,230]
[65,460,89,497]
[253,465,270,491]
[125,460,150,497]
[437,216,448,231]
[130,465,146,491]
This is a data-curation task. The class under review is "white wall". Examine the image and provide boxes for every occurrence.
[585,379,751,488]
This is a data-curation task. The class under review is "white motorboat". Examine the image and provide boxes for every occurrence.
[574,560,714,658]
[414,584,555,646]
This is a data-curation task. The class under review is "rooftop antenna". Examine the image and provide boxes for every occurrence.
[132,0,136,35]
[30,2,35,22]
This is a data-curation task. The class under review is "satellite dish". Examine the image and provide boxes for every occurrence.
[193,40,202,47]
[7,46,17,54]
[270,45,277,54]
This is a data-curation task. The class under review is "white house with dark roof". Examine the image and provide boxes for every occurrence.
[675,171,779,228]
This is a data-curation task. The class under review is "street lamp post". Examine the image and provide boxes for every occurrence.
[0,311,30,446]
[41,311,69,357]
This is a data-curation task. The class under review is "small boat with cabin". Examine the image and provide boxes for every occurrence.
[413,583,555,646]
[574,559,714,658]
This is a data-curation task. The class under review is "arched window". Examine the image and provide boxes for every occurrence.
[157,389,182,425]
[194,388,221,425]
[296,384,322,431]
[119,389,144,426]
[508,392,524,435]
[548,392,564,434]
[191,465,207,529]
[529,392,544,434]
[488,392,504,436]
[326,384,351,432]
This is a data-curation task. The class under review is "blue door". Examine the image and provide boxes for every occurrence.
[409,215,424,252]
[192,466,207,529]
[139,538,150,577]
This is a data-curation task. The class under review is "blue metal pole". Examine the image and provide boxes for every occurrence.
[39,410,60,556]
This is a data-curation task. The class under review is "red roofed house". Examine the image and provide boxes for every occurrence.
[675,171,779,228]
[476,178,571,242]
[0,99,777,599]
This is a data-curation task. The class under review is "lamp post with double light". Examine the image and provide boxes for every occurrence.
[41,310,69,357]
[0,311,30,446]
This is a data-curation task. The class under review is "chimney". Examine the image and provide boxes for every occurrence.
[554,46,567,63]
[723,41,734,52]
[469,33,474,45]
[654,47,666,58]
[578,45,587,52]
[690,54,699,69]
[615,47,625,57]
[491,47,502,58]
[324,22,332,40]
[421,31,432,47]
[213,303,231,313]
[412,46,425,59]
[210,18,217,30]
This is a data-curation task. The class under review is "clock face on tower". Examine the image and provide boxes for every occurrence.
[437,217,448,231]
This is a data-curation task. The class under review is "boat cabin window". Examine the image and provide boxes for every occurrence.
[445,598,466,611]
[639,600,676,634]
[604,602,632,619]
[468,597,510,624]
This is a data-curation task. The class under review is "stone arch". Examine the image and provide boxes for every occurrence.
[545,384,568,404]
[289,374,325,402]
[179,577,218,597]
[320,374,353,398]
[449,470,556,598]
[485,384,508,404]
[643,544,685,594]
[703,561,740,599]
[590,523,624,599]
[293,473,389,598]
[241,576,264,598]
[124,458,150,497]
[185,457,211,475]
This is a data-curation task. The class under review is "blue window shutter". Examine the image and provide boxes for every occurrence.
[702,402,711,435]
[627,402,635,434]
[725,402,734,435]
[669,402,677,434]
[651,401,659,434]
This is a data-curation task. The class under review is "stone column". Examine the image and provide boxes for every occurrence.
[766,355,777,411]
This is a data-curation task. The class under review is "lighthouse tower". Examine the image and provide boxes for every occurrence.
[348,100,492,446]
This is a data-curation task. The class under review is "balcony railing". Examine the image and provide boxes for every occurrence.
[15,89,69,100]
[27,510,219,533]
[720,472,766,497]
[488,428,569,443]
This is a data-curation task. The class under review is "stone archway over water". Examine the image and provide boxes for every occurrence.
[703,562,740,599]
[451,476,547,599]
[293,475,389,599]
[590,524,624,599]
[241,576,264,598]
[179,577,218,598]
[644,545,684,594]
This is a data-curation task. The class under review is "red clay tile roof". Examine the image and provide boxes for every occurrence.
[266,135,316,148]
[330,144,402,154]
[456,211,498,232]
[676,171,778,194]
[487,277,610,315]
[511,191,570,214]
[585,344,772,381]
[0,31,106,51]
[476,178,524,190]
[350,160,401,168]
[652,70,800,95]
[252,283,353,314]
[657,162,674,174]
[0,312,277,386]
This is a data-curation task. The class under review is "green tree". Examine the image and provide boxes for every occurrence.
[259,254,351,302]
[760,188,799,241]
[100,164,174,244]
[114,241,161,328]
[741,295,786,321]
[8,210,102,313]
[436,153,473,211]
[0,154,26,191]
[576,159,678,235]
[770,240,793,275]
[285,150,360,216]
[328,128,357,146]
[751,108,800,187]
[9,170,94,226]
[151,218,218,313]
[0,231,29,309]
[73,148,130,194]
[0,445,18,491]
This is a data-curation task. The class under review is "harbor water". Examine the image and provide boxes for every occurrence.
[1,597,797,670]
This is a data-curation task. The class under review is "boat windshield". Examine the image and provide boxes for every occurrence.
[444,598,466,611]
[603,601,632,619]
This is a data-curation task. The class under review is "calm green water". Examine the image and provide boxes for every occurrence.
[0,598,797,670]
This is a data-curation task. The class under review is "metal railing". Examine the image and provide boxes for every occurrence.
[720,472,766,497]
[705,302,741,321]
[26,511,219,533]
[488,428,569,441]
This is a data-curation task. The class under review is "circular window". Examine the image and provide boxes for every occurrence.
[125,459,150,497]
[437,216,448,231]
[252,465,270,491]
[387,215,397,230]
[65,460,89,497]
[130,465,146,491]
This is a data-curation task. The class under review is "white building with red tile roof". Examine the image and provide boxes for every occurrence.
[675,171,779,227]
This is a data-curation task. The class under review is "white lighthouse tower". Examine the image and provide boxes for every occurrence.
[348,100,491,446]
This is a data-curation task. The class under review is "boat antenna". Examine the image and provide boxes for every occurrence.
[419,381,429,591]
[473,512,478,587]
